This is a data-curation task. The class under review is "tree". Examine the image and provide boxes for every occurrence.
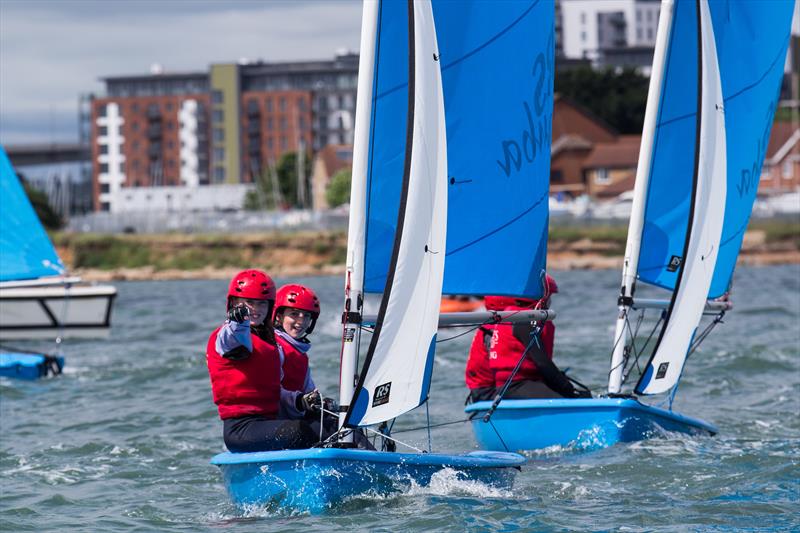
[18,174,63,230]
[243,151,312,210]
[555,66,649,134]
[326,168,351,208]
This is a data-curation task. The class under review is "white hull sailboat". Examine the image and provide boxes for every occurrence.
[467,0,795,452]
[0,147,117,377]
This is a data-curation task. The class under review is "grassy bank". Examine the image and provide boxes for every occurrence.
[51,219,799,277]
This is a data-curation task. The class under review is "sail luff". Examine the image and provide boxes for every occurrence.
[635,0,727,395]
[608,0,675,394]
[338,0,380,433]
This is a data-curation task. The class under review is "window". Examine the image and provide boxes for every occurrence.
[299,116,307,131]
[214,147,225,160]
[212,109,224,122]
[214,167,225,181]
[99,145,109,156]
[647,10,653,21]
[279,117,287,131]
[550,170,563,184]
[167,121,174,130]
[581,31,587,43]
[279,97,286,112]
[166,102,174,111]
[267,137,274,149]
[783,161,793,180]
[99,163,109,173]
[132,103,140,113]
[637,28,643,40]
[100,202,110,211]
[213,128,224,141]
[594,168,610,184]
[636,10,642,22]
[98,126,108,136]
[298,98,307,112]
[280,136,288,150]
[265,98,273,112]
[580,12,586,24]
[647,28,654,40]
[212,90,224,104]
[132,122,140,132]
[98,105,108,118]
[100,183,110,193]
[266,118,274,131]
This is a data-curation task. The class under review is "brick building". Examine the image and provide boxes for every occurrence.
[90,54,358,212]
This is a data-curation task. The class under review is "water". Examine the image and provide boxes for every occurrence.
[2,265,798,531]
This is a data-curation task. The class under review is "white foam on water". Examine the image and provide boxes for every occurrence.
[402,468,512,498]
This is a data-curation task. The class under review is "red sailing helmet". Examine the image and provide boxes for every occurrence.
[273,284,321,334]
[543,274,559,297]
[226,269,276,305]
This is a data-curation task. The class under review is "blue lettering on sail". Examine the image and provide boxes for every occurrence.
[736,101,776,198]
[495,32,554,178]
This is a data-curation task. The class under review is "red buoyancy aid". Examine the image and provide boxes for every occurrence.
[489,318,555,387]
[465,326,496,390]
[276,335,310,392]
[206,326,282,420]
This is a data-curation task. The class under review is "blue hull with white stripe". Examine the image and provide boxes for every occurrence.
[465,398,717,453]
[211,448,524,513]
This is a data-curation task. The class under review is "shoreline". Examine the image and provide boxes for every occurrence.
[72,250,800,282]
[53,225,799,282]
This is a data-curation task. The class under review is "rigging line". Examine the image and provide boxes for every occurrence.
[487,418,511,453]
[686,310,725,360]
[361,425,425,453]
[391,417,470,434]
[425,401,432,453]
[436,324,483,343]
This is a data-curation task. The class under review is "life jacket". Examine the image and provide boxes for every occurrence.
[465,326,496,390]
[206,326,282,420]
[489,314,555,387]
[275,335,310,392]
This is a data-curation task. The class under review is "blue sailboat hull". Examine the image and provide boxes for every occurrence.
[465,398,717,452]
[211,448,525,513]
[0,352,63,380]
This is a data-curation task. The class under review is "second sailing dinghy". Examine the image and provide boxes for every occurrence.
[467,0,795,452]
[211,0,533,512]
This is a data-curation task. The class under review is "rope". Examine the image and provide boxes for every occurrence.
[487,418,511,452]
[481,324,544,423]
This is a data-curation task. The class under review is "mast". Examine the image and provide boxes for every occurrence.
[608,0,675,394]
[338,0,379,434]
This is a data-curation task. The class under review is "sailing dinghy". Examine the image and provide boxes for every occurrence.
[467,0,795,452]
[0,147,116,343]
[210,0,563,512]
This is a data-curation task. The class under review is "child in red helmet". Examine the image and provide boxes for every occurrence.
[272,284,323,413]
[206,270,325,453]
[486,274,590,399]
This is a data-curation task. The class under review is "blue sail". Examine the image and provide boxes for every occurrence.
[0,146,65,282]
[363,0,553,298]
[637,0,793,298]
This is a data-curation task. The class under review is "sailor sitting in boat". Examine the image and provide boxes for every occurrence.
[206,270,329,452]
[486,275,591,400]
[464,303,499,404]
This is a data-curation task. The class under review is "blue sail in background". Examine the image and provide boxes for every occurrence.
[0,146,65,282]
[637,0,793,298]
[363,0,554,298]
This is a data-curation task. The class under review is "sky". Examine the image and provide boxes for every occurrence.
[0,0,362,145]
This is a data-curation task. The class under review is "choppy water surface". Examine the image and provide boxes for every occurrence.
[2,265,798,531]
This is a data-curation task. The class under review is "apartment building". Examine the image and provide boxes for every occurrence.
[560,0,661,71]
[90,54,358,212]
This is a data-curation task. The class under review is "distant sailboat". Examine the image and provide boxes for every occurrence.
[467,0,795,452]
[0,146,116,377]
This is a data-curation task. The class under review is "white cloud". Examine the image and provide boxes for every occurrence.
[0,0,362,144]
